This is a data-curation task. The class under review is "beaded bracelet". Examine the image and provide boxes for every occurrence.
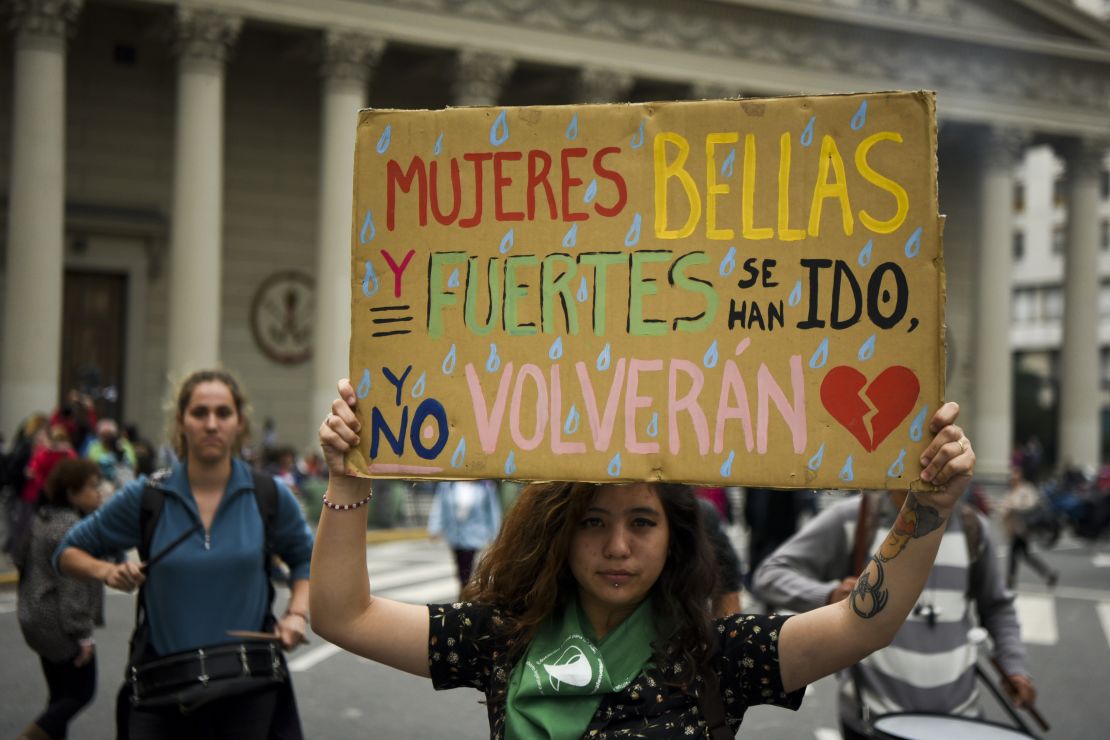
[321,490,374,511]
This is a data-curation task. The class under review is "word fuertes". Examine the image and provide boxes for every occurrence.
[382,131,909,239]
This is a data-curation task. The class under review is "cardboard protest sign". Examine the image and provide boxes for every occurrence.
[347,91,943,489]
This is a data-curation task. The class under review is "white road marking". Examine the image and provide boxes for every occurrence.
[1015,594,1057,645]
[1097,602,1110,652]
[1092,553,1110,568]
[369,562,456,590]
[382,577,460,604]
[288,642,343,672]
[814,728,842,740]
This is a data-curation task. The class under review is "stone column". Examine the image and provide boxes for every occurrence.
[575,67,634,104]
[452,49,514,106]
[0,0,82,435]
[972,126,1028,482]
[164,8,240,385]
[310,31,385,443]
[1058,138,1108,470]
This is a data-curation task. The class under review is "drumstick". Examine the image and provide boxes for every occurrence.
[989,656,1051,732]
[141,523,202,572]
[227,630,283,642]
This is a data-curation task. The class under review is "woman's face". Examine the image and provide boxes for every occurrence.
[69,476,102,514]
[568,483,670,635]
[178,381,243,466]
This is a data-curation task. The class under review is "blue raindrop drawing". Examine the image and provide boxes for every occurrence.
[858,239,873,268]
[490,110,509,146]
[646,412,659,439]
[839,456,855,483]
[607,452,622,478]
[624,213,642,247]
[807,443,826,472]
[703,340,719,369]
[375,125,392,154]
[630,119,645,149]
[788,279,803,307]
[904,226,923,258]
[583,178,598,204]
[576,277,589,303]
[451,438,466,468]
[356,368,371,399]
[909,405,929,442]
[858,334,876,361]
[565,112,579,141]
[562,224,578,248]
[719,246,737,277]
[721,148,736,178]
[499,228,515,254]
[808,337,830,369]
[563,405,580,435]
[596,343,612,372]
[504,450,517,476]
[411,371,426,398]
[361,261,379,298]
[720,451,735,478]
[447,268,461,288]
[801,116,816,147]
[441,344,457,375]
[359,209,376,244]
[486,343,501,372]
[433,132,444,156]
[851,100,868,131]
[548,337,564,361]
[887,448,907,478]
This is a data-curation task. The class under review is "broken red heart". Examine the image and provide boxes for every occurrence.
[820,366,920,452]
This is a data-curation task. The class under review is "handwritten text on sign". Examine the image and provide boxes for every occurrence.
[348,92,943,489]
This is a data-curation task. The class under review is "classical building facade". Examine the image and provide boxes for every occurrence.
[2,0,1109,482]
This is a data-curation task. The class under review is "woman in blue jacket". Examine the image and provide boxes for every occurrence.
[55,369,314,740]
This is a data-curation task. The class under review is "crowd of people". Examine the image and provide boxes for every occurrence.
[0,369,1068,739]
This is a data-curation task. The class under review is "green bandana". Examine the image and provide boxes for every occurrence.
[504,597,656,740]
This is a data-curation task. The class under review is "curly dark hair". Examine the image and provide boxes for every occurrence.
[44,458,101,508]
[463,481,718,692]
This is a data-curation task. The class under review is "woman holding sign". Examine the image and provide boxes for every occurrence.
[312,377,975,738]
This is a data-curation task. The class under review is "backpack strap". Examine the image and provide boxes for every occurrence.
[249,471,279,564]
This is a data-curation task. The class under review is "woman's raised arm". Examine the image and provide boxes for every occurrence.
[309,378,432,677]
[776,401,975,693]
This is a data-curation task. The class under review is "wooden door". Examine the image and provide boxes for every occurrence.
[61,271,127,423]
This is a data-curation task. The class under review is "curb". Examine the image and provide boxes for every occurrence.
[0,528,429,588]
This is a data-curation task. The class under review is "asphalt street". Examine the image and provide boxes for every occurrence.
[1,512,1108,739]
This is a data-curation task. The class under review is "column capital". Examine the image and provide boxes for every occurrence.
[574,66,634,104]
[452,49,515,106]
[690,81,739,100]
[173,7,242,64]
[320,30,386,84]
[1060,137,1110,180]
[7,0,82,40]
[981,126,1031,170]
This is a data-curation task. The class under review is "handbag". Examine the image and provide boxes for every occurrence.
[128,640,288,713]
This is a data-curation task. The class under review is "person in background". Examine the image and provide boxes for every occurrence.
[311,379,976,737]
[427,479,502,594]
[742,487,804,590]
[753,488,1034,740]
[49,391,97,452]
[697,495,744,617]
[999,466,1057,589]
[55,369,314,740]
[16,459,105,740]
[84,419,137,493]
[3,413,49,557]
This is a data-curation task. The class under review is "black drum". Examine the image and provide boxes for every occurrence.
[870,712,1035,740]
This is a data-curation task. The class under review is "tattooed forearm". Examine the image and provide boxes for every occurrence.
[876,492,947,562]
[849,557,889,619]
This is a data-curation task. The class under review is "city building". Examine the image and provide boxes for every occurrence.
[2,0,1109,483]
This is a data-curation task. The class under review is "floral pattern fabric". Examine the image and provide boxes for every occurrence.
[428,602,804,738]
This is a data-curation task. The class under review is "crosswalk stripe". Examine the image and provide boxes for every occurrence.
[288,642,342,672]
[814,728,842,740]
[1097,602,1110,652]
[1015,594,1057,645]
[370,562,456,590]
[381,577,460,604]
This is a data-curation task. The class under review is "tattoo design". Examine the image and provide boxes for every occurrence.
[849,557,889,619]
[877,492,945,562]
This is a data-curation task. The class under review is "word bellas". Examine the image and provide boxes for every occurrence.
[385,147,627,231]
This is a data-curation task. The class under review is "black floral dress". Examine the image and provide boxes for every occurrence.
[427,602,804,738]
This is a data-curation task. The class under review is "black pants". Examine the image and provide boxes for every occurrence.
[453,548,477,587]
[1008,534,1054,586]
[126,685,280,740]
[36,654,97,739]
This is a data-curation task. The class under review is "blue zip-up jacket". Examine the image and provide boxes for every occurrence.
[54,458,314,655]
